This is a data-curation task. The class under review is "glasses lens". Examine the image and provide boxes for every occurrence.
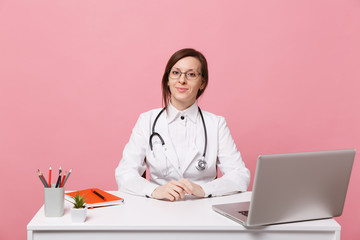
[169,70,180,79]
[186,71,198,80]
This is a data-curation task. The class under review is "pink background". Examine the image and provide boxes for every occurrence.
[0,0,359,239]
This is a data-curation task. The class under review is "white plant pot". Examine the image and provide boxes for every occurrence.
[71,207,87,222]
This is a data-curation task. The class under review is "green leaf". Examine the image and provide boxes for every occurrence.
[72,192,86,208]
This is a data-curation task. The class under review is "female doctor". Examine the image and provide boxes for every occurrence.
[115,48,250,201]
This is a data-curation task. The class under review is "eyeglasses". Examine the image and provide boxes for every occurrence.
[169,69,202,81]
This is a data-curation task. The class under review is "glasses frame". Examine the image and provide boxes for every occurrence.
[168,69,202,81]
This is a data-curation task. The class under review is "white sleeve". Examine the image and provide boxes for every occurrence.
[115,114,159,197]
[201,117,250,197]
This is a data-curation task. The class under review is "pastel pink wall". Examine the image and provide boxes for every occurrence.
[0,0,359,239]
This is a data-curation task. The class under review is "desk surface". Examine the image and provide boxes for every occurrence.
[28,191,340,232]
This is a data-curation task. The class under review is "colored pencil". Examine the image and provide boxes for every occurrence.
[48,166,52,187]
[60,172,66,188]
[37,170,48,187]
[63,169,72,187]
[55,172,62,188]
[39,170,49,188]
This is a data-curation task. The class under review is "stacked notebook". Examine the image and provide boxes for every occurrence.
[65,188,124,208]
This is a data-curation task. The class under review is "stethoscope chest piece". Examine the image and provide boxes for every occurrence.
[196,158,207,171]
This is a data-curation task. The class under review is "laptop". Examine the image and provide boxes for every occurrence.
[212,149,356,227]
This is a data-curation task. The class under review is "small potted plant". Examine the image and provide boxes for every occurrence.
[70,193,87,222]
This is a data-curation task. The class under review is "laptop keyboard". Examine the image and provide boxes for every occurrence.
[238,211,249,217]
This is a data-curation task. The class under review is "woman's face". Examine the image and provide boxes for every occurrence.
[167,56,205,110]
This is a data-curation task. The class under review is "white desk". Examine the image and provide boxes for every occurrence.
[27,191,341,240]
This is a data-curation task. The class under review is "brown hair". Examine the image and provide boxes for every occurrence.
[161,48,209,107]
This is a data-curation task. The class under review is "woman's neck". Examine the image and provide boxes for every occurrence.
[169,99,196,111]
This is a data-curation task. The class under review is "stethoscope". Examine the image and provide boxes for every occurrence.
[149,106,208,171]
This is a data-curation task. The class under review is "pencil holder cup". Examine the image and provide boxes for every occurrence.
[44,185,64,217]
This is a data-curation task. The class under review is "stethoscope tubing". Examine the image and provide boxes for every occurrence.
[198,107,207,158]
[149,107,166,150]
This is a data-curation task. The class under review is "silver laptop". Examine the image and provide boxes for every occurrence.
[212,149,355,227]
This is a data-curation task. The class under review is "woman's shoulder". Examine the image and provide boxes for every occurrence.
[133,108,164,132]
[201,109,226,124]
[201,108,224,119]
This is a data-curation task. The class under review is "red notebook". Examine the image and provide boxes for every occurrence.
[65,188,124,207]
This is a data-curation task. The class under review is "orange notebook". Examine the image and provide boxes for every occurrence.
[65,188,124,207]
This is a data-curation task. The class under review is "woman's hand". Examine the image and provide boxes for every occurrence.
[151,179,205,201]
[151,180,188,201]
[177,178,205,198]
